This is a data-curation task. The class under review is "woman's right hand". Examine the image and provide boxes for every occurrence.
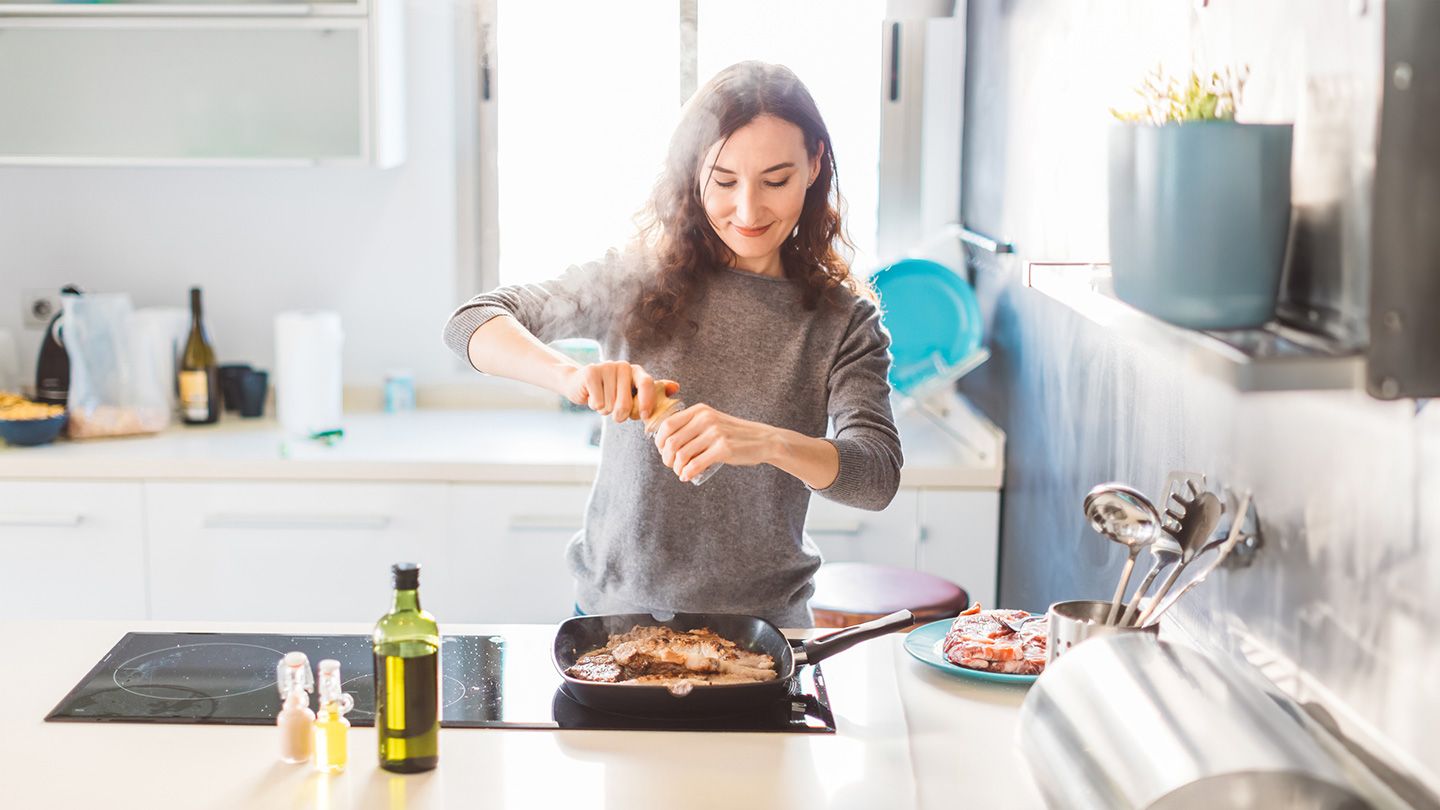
[561,362,677,423]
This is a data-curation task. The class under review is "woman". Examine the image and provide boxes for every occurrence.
[444,61,901,627]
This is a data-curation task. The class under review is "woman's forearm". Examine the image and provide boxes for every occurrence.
[767,427,840,490]
[466,315,578,395]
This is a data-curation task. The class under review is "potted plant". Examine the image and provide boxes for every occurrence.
[1108,67,1292,330]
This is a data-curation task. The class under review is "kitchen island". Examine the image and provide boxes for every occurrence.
[1,619,1043,810]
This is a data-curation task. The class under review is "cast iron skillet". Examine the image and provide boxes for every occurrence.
[553,609,914,717]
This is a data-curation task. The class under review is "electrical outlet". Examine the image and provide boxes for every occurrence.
[21,289,62,329]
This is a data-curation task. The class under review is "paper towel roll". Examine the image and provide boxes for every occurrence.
[274,310,344,437]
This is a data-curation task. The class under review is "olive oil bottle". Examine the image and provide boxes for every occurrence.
[373,563,440,773]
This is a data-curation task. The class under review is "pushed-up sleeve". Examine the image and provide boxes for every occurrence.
[443,247,641,369]
[812,297,904,511]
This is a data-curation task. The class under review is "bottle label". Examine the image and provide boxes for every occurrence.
[179,370,210,420]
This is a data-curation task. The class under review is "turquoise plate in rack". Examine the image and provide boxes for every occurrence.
[870,258,984,395]
[902,618,1039,686]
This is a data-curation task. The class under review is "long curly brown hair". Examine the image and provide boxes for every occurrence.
[626,61,870,348]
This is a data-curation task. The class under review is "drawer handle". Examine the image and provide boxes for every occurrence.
[203,514,391,531]
[0,513,83,528]
[507,515,584,532]
[806,520,863,536]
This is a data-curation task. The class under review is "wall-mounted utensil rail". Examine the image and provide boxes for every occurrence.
[956,226,1014,255]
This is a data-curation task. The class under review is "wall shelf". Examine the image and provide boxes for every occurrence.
[1024,262,1364,393]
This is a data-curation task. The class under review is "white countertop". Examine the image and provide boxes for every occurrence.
[0,404,1004,489]
[1,619,1041,810]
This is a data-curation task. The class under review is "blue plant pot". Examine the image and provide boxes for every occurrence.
[1108,121,1293,330]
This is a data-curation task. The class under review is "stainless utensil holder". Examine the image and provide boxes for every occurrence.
[1018,634,1367,809]
[1046,599,1156,664]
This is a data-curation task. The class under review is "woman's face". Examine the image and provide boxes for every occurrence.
[699,115,822,272]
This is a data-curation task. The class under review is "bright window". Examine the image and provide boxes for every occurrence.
[696,0,884,276]
[495,1,883,287]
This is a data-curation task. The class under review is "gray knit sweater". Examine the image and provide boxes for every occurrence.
[443,245,902,626]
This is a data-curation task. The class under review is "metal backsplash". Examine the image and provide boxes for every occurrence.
[956,0,1440,797]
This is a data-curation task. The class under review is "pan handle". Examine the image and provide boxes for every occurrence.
[795,610,914,666]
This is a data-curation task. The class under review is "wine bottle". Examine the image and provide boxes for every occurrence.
[373,562,440,773]
[179,286,219,424]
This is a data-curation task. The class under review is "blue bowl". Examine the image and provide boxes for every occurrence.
[0,412,67,447]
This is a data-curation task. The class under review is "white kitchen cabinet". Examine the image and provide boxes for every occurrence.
[0,481,146,619]
[440,484,591,624]
[917,489,1000,608]
[145,481,446,621]
[805,491,920,570]
[805,488,999,609]
[0,0,405,166]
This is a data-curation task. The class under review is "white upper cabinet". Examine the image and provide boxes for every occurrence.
[0,0,404,166]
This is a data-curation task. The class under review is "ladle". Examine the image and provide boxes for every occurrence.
[1083,483,1162,625]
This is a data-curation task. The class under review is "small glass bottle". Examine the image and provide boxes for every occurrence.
[313,659,355,773]
[637,382,723,486]
[275,651,316,765]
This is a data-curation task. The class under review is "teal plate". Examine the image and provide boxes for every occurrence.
[902,618,1039,686]
[871,258,983,395]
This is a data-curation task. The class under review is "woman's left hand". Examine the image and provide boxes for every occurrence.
[653,403,776,483]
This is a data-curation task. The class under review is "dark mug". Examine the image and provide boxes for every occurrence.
[238,369,269,418]
[218,364,252,413]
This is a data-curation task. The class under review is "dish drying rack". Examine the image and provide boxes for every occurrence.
[891,346,993,461]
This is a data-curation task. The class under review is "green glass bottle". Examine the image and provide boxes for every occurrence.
[179,286,219,425]
[373,562,440,773]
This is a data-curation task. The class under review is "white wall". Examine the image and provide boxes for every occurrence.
[0,0,472,391]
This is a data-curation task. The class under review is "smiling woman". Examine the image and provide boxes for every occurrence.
[444,62,902,628]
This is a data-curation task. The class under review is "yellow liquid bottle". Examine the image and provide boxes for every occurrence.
[374,562,440,773]
[313,659,355,773]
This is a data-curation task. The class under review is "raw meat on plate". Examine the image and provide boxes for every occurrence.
[942,603,1048,676]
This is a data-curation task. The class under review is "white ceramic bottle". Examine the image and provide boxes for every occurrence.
[276,651,316,764]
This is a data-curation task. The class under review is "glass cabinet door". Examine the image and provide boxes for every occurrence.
[0,1,364,11]
[0,21,365,162]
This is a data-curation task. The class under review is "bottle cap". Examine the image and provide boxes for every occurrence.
[392,562,421,590]
[277,651,314,699]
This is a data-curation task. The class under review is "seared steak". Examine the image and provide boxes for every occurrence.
[566,625,778,685]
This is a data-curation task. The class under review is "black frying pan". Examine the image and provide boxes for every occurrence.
[553,609,914,717]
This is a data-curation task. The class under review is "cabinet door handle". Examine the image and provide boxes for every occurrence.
[507,515,584,532]
[0,512,84,528]
[203,514,391,531]
[806,519,864,536]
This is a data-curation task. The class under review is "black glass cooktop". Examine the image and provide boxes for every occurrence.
[45,631,835,733]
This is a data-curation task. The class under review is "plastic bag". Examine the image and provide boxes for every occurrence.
[63,294,170,438]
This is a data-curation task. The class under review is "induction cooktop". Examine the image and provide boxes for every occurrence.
[45,631,835,733]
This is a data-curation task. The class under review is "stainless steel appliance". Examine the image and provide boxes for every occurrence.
[1018,634,1368,809]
